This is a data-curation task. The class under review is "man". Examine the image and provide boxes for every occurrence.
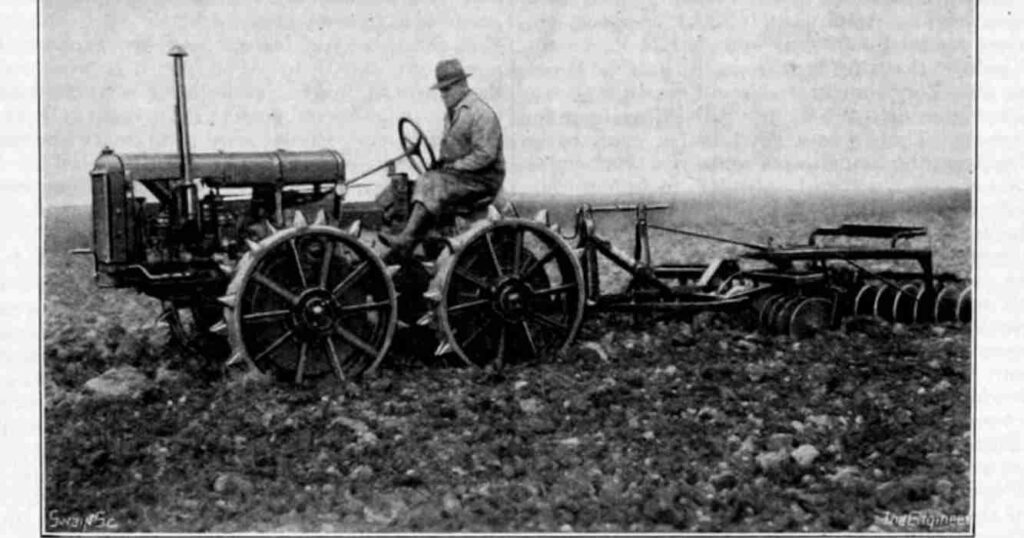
[380,58,505,257]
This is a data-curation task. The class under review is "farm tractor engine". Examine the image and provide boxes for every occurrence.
[82,46,403,370]
[77,47,972,387]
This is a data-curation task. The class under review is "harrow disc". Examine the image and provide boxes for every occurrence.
[787,297,833,338]
[872,284,899,322]
[853,284,881,317]
[892,281,924,324]
[912,285,936,324]
[433,218,586,368]
[934,284,961,323]
[222,215,398,384]
[757,292,788,333]
[771,295,805,335]
[957,284,973,323]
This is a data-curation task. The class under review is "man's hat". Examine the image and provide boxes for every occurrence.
[431,59,472,90]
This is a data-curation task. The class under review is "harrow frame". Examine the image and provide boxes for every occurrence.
[552,202,970,337]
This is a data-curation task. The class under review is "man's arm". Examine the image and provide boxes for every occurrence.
[449,109,501,172]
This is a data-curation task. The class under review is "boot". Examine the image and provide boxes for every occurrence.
[379,202,432,261]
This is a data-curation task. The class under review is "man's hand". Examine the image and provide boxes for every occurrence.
[431,158,457,173]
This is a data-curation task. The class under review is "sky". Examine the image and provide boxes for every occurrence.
[40,0,974,206]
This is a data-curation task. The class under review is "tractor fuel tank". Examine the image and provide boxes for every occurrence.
[91,148,345,189]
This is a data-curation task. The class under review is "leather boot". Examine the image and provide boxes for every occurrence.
[379,203,432,260]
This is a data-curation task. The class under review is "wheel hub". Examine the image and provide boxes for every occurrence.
[495,279,533,321]
[295,289,338,335]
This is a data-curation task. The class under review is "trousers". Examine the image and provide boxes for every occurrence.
[410,169,501,216]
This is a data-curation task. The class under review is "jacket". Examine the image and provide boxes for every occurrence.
[439,90,505,189]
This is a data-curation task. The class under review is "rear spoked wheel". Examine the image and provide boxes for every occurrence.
[224,224,397,384]
[436,220,585,368]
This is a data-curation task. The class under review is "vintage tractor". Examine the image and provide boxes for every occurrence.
[78,48,971,386]
[81,47,590,383]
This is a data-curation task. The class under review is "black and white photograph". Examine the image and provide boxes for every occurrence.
[32,0,985,533]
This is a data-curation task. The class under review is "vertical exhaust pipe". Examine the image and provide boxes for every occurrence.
[168,45,197,234]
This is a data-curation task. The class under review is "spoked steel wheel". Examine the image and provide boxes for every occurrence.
[434,219,585,368]
[222,220,397,383]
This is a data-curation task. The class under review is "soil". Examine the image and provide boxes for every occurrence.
[44,315,971,533]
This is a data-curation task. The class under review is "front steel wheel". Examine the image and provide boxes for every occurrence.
[222,219,397,384]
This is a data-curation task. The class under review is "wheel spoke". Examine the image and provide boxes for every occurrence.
[295,342,308,384]
[527,311,569,333]
[519,249,557,281]
[447,298,491,314]
[242,309,291,323]
[337,299,391,315]
[325,336,346,382]
[458,317,494,350]
[519,320,538,357]
[513,228,524,275]
[289,239,307,288]
[251,329,295,365]
[454,267,491,292]
[252,273,300,305]
[485,232,504,278]
[334,324,380,358]
[319,239,334,288]
[331,261,369,298]
[530,282,577,299]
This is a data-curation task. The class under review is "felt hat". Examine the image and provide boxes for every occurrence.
[431,58,472,90]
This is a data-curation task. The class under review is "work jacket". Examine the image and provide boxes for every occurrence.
[440,90,505,190]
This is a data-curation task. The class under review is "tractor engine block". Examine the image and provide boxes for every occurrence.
[88,147,345,296]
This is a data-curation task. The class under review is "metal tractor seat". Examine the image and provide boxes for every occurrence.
[419,195,497,258]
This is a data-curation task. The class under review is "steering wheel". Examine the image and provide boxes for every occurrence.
[398,117,437,175]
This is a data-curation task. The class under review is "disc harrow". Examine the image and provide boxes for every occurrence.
[848,279,972,325]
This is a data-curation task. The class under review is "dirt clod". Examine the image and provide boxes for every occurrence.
[83,365,150,399]
[756,450,790,472]
[791,445,820,467]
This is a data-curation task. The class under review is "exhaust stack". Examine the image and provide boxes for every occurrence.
[168,45,197,231]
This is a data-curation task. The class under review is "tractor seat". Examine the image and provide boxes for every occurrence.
[418,196,497,259]
[452,196,495,218]
[434,194,497,231]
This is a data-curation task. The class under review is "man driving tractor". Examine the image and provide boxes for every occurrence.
[379,58,505,258]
